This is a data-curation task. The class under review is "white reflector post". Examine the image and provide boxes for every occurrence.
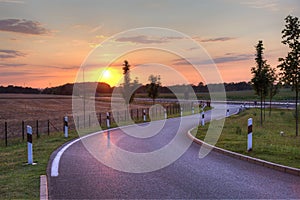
[201,111,205,126]
[180,107,183,117]
[27,125,33,165]
[192,106,194,114]
[164,109,167,119]
[247,118,253,151]
[64,116,68,138]
[106,112,110,128]
[143,109,146,122]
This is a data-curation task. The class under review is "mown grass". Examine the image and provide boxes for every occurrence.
[192,108,300,168]
[0,131,78,199]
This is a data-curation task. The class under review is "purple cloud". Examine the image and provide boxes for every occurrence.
[0,19,50,35]
[172,53,253,66]
[194,37,236,43]
[0,49,26,59]
[0,63,27,67]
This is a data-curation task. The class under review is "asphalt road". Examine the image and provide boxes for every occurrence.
[47,104,300,199]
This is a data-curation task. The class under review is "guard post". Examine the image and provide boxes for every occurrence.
[143,109,146,122]
[27,125,33,165]
[247,118,253,151]
[106,112,110,129]
[64,116,68,138]
[201,111,205,126]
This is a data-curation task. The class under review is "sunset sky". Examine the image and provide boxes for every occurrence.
[0,0,299,88]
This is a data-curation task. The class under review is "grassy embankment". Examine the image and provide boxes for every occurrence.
[192,108,300,169]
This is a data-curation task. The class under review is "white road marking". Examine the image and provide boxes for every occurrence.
[51,128,117,177]
[50,105,238,177]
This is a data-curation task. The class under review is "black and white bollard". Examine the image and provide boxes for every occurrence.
[247,118,253,151]
[106,112,110,128]
[27,125,33,165]
[226,109,229,117]
[143,109,146,122]
[192,106,194,114]
[180,107,183,117]
[164,109,167,119]
[201,111,205,126]
[64,116,68,138]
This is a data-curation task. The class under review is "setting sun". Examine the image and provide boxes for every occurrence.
[98,68,122,87]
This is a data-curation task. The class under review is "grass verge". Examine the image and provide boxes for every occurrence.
[0,131,78,199]
[192,108,300,169]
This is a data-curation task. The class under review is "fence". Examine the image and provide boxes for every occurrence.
[1,101,205,146]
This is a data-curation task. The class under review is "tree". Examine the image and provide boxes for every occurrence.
[267,66,279,116]
[147,75,161,104]
[122,60,135,104]
[277,15,300,136]
[251,40,270,126]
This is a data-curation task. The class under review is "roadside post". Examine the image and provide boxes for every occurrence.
[164,109,167,119]
[64,116,68,138]
[27,125,33,165]
[227,109,229,117]
[192,106,194,114]
[106,112,110,129]
[247,118,253,151]
[201,111,205,126]
[143,109,146,122]
[180,107,183,117]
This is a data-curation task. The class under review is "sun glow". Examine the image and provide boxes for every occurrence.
[98,68,122,87]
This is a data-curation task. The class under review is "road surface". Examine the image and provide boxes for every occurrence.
[47,104,300,199]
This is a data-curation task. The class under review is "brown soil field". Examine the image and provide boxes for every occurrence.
[0,94,175,139]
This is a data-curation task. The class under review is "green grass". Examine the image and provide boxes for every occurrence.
[0,131,78,199]
[192,108,300,169]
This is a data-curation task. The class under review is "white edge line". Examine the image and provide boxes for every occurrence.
[50,112,204,177]
[50,109,225,177]
[51,127,119,177]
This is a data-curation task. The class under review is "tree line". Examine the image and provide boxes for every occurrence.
[0,81,254,95]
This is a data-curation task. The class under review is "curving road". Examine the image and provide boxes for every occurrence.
[47,104,300,199]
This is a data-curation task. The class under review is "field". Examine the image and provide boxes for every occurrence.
[192,108,300,168]
[0,94,199,144]
[0,94,153,142]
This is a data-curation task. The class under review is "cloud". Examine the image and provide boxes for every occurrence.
[116,35,165,44]
[0,19,50,35]
[194,36,236,43]
[0,71,29,77]
[0,62,26,67]
[0,0,24,4]
[0,49,26,59]
[240,0,279,11]
[213,54,253,64]
[172,53,253,66]
[115,35,185,44]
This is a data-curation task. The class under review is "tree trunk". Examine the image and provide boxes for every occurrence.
[263,98,266,121]
[296,88,298,136]
[269,96,272,117]
[260,92,263,126]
